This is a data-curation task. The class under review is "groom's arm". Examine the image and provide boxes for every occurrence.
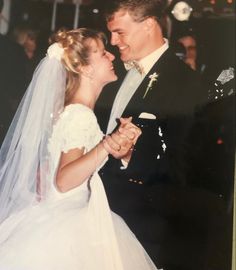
[104,117,168,184]
[121,118,169,184]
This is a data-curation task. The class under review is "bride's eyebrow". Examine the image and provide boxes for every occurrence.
[91,47,98,53]
[95,47,105,54]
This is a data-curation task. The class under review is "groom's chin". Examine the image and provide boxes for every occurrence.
[120,55,128,62]
[110,74,118,82]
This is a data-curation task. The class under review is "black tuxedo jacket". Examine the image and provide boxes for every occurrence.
[95,48,206,244]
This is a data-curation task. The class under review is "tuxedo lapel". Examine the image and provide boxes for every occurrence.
[122,49,171,118]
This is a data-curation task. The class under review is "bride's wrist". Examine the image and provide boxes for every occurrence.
[98,139,109,155]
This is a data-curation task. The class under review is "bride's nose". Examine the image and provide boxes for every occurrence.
[106,51,115,61]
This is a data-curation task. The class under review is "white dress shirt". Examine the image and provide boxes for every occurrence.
[106,40,169,134]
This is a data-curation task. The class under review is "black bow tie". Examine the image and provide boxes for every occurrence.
[124,61,144,75]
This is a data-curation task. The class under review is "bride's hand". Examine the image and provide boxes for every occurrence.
[102,117,141,160]
[118,117,141,145]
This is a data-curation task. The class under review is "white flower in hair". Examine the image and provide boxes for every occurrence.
[47,43,64,60]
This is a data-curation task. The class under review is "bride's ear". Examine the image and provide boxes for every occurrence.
[80,65,94,79]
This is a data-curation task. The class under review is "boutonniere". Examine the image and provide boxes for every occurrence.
[143,72,159,99]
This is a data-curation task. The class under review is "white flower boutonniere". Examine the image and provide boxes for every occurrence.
[143,72,159,99]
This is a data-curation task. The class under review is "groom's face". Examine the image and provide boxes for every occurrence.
[107,10,149,62]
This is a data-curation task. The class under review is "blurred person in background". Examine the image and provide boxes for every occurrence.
[9,24,40,84]
[0,0,28,145]
[10,24,38,60]
[172,31,206,75]
[177,34,197,70]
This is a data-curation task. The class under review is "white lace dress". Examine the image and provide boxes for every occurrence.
[0,104,159,270]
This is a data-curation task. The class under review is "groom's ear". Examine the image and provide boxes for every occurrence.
[144,17,156,32]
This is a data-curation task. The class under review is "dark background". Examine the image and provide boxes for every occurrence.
[7,0,235,66]
[1,0,235,269]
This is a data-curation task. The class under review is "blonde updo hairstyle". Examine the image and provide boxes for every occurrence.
[53,28,106,105]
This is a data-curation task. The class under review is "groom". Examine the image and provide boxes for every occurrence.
[96,0,206,268]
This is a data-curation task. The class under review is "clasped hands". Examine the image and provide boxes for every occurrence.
[103,117,142,163]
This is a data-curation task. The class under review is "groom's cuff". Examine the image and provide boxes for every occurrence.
[120,159,128,170]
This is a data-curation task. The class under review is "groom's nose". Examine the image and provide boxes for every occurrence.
[110,32,119,46]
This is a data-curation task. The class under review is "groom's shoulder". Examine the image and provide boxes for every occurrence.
[162,50,202,88]
[159,48,195,74]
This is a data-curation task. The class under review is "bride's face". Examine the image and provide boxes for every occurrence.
[88,39,117,86]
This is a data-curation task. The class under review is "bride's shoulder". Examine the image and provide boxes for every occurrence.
[55,103,97,128]
[64,103,93,114]
[60,103,95,119]
[48,103,103,152]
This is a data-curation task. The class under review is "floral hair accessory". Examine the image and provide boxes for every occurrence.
[143,72,159,99]
[47,43,64,61]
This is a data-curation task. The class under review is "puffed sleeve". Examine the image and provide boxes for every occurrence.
[50,104,103,154]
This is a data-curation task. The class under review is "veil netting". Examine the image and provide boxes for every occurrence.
[0,45,66,223]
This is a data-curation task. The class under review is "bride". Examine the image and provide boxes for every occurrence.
[0,28,160,269]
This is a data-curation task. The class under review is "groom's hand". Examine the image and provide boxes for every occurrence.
[118,117,141,145]
[118,118,142,163]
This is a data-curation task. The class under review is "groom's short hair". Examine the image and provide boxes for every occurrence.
[104,0,167,23]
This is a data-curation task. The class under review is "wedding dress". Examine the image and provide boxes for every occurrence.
[0,103,159,270]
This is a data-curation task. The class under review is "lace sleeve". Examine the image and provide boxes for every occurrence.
[49,104,104,154]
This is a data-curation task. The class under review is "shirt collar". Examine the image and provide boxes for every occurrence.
[138,39,169,75]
